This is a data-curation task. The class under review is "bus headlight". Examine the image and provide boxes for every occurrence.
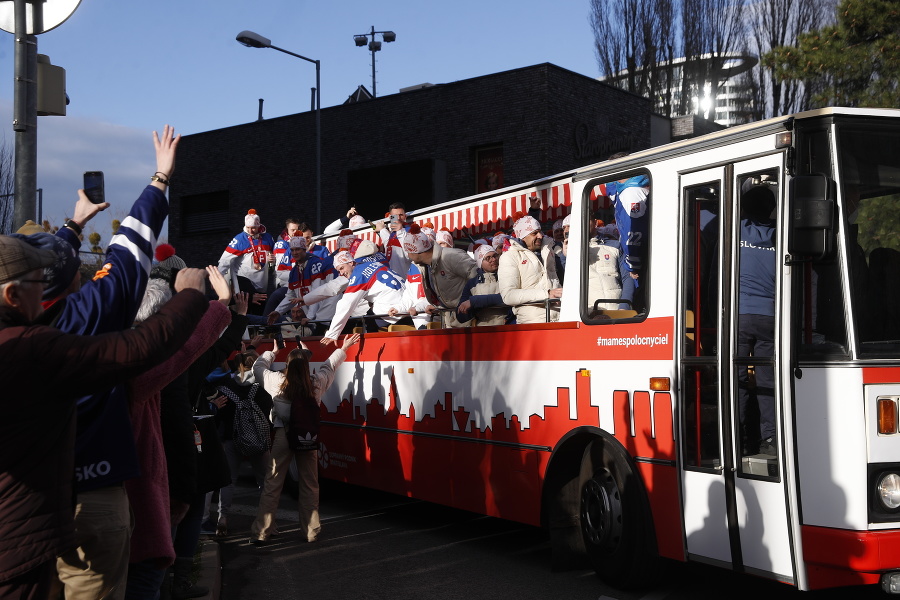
[877,473,900,510]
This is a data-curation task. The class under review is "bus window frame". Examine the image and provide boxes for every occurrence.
[580,169,652,326]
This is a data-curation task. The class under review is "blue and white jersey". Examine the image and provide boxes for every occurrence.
[608,175,649,274]
[217,230,275,291]
[323,254,409,340]
[54,185,170,492]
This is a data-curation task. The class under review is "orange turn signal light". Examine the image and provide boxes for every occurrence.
[878,398,898,435]
[650,377,670,391]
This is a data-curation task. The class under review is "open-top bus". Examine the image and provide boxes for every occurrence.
[275,107,900,593]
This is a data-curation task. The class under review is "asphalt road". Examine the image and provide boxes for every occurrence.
[214,475,887,600]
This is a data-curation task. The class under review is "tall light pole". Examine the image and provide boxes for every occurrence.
[236,30,322,233]
[353,26,395,98]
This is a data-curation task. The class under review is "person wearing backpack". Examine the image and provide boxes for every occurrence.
[213,351,273,537]
[249,333,360,545]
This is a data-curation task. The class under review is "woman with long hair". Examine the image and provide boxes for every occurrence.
[249,333,360,544]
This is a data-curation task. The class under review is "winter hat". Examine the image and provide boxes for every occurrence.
[474,244,497,266]
[244,209,261,229]
[15,233,81,302]
[16,220,44,235]
[289,232,308,249]
[336,229,357,251]
[403,224,433,254]
[513,214,542,240]
[598,224,619,238]
[348,215,366,228]
[155,244,187,270]
[562,214,571,228]
[552,219,564,232]
[353,239,378,259]
[333,250,354,267]
[149,244,185,288]
[435,228,453,248]
[491,233,510,253]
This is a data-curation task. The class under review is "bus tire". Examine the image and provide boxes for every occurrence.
[579,437,656,589]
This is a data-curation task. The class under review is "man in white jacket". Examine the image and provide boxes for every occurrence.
[498,214,563,324]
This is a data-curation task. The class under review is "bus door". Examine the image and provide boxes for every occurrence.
[679,157,796,584]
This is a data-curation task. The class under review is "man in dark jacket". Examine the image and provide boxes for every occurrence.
[0,235,210,600]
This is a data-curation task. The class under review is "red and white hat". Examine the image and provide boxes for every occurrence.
[353,239,378,259]
[474,244,497,266]
[244,209,261,228]
[491,233,510,253]
[289,232,308,249]
[348,215,366,228]
[435,228,453,247]
[552,219,564,231]
[333,250,354,267]
[403,224,433,254]
[513,214,542,240]
[336,229,356,251]
[562,214,571,228]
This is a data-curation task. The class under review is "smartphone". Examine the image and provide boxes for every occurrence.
[83,171,105,204]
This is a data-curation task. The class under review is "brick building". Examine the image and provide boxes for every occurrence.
[169,63,659,265]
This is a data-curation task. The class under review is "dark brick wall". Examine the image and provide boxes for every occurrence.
[169,63,653,267]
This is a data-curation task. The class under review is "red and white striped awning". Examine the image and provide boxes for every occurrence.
[325,181,573,251]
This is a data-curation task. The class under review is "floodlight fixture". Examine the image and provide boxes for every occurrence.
[352,26,397,98]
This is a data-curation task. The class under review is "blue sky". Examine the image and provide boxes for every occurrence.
[0,0,601,243]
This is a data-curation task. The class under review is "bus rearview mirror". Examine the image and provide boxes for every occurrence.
[789,174,836,261]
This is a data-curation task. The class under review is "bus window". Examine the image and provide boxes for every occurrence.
[583,172,649,321]
[682,182,721,469]
[837,125,900,357]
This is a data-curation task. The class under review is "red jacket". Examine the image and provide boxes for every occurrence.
[0,289,209,583]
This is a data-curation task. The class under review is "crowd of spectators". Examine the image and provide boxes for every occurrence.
[0,127,649,599]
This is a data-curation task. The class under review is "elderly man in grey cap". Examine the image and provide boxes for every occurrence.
[0,234,212,600]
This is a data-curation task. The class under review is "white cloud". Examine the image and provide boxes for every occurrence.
[0,97,165,243]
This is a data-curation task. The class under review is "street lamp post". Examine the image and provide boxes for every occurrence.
[353,26,396,98]
[236,30,322,233]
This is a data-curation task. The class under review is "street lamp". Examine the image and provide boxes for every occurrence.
[236,30,322,233]
[352,26,396,98]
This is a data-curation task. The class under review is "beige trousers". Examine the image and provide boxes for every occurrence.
[251,427,321,542]
[54,485,133,600]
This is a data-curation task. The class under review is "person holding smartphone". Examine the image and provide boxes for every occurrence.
[249,332,360,545]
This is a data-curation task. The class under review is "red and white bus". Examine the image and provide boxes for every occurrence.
[286,107,900,593]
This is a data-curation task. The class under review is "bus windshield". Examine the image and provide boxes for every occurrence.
[839,123,900,357]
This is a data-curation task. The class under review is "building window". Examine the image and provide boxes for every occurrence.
[181,190,230,235]
[474,145,503,194]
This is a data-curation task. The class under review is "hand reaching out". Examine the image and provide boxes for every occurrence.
[71,189,109,227]
[207,266,232,305]
[233,292,249,316]
[340,333,361,349]
[174,268,207,293]
[153,124,181,185]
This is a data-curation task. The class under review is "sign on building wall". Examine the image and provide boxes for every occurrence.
[476,146,504,194]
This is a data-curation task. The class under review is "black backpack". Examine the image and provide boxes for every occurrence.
[221,383,274,456]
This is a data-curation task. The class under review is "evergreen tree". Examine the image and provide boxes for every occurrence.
[763,0,900,107]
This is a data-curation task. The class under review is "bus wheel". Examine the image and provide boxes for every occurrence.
[579,438,655,589]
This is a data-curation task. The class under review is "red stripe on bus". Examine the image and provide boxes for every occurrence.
[863,367,900,384]
[802,525,900,589]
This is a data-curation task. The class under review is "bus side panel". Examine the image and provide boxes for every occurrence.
[318,319,676,527]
